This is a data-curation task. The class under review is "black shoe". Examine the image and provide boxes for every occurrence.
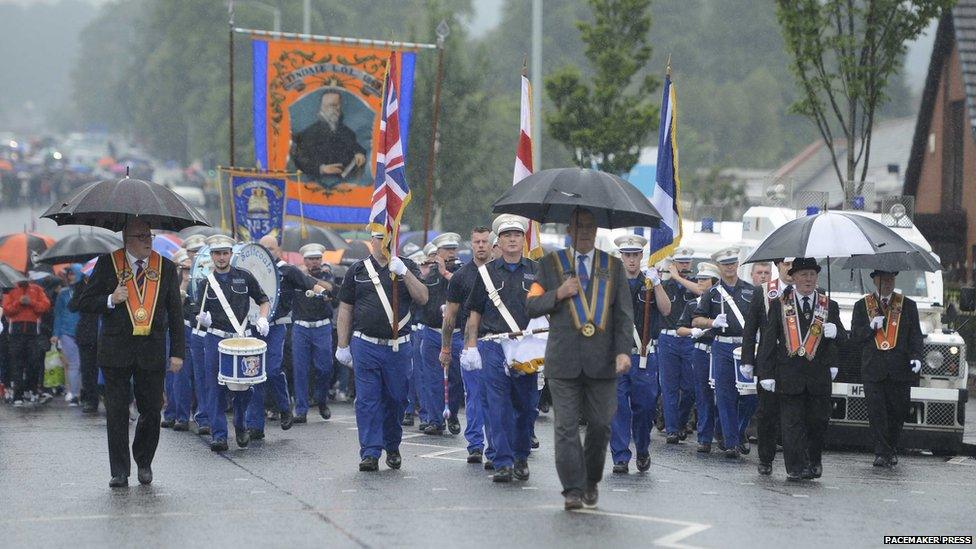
[210,439,228,452]
[484,460,495,471]
[678,429,689,441]
[293,414,307,424]
[247,429,265,441]
[758,462,772,476]
[280,410,294,430]
[737,442,751,455]
[386,451,402,470]
[172,420,189,432]
[418,422,429,432]
[811,464,823,478]
[137,466,152,485]
[697,442,712,454]
[582,485,599,508]
[492,466,513,482]
[359,456,379,472]
[636,455,651,472]
[890,455,898,466]
[873,455,890,468]
[666,433,680,444]
[447,416,461,435]
[538,401,550,414]
[786,471,803,482]
[423,423,444,436]
[82,402,97,414]
[531,436,540,449]
[160,419,175,428]
[197,425,211,436]
[800,467,814,479]
[318,403,331,420]
[402,413,414,426]
[109,476,128,488]
[235,429,250,448]
[513,460,529,481]
[612,461,629,474]
[725,447,740,459]
[467,448,483,464]
[564,492,583,510]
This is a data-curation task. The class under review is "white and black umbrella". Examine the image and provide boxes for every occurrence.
[838,242,941,272]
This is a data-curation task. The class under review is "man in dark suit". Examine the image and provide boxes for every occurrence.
[850,269,924,468]
[758,257,843,481]
[526,208,633,510]
[76,217,185,488]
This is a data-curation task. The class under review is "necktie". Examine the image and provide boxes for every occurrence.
[802,296,811,317]
[577,254,590,293]
[135,259,145,292]
[882,297,889,312]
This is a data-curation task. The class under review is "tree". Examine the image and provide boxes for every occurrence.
[775,0,953,195]
[544,0,659,176]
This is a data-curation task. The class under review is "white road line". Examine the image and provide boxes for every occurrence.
[565,508,711,549]
[701,491,718,495]
[403,476,418,479]
[432,488,447,492]
[521,487,538,490]
[612,488,629,492]
[883,499,897,503]
[417,447,469,462]
[792,494,809,498]
[341,489,356,493]
[318,477,334,481]
[910,490,925,494]
[250,490,266,494]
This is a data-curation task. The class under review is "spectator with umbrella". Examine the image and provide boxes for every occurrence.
[51,264,84,405]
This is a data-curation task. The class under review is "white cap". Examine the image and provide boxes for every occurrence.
[408,250,426,264]
[671,247,694,262]
[423,242,437,257]
[489,232,498,246]
[172,249,189,266]
[492,214,527,236]
[299,243,326,258]
[711,247,740,265]
[614,234,647,253]
[431,232,461,250]
[205,234,236,252]
[695,262,720,280]
[182,234,206,252]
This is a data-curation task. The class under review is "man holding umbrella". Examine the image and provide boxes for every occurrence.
[850,269,924,468]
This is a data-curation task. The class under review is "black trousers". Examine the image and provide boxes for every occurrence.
[102,364,165,478]
[79,343,99,407]
[549,375,617,496]
[863,379,911,459]
[8,333,40,399]
[779,391,830,474]
[755,383,780,465]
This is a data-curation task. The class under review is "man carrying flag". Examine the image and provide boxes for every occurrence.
[334,52,428,472]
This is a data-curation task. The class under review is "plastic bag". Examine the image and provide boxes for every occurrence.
[44,350,65,388]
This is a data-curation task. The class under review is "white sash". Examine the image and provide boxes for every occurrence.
[477,264,521,334]
[715,284,745,328]
[362,258,411,350]
[633,327,648,370]
[206,272,248,337]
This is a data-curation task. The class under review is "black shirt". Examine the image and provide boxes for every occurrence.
[628,274,662,340]
[272,262,315,322]
[692,278,755,337]
[446,260,480,333]
[196,267,269,333]
[662,277,698,329]
[291,267,335,322]
[338,255,421,338]
[420,262,461,328]
[466,257,538,337]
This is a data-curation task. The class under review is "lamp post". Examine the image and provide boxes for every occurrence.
[422,20,450,243]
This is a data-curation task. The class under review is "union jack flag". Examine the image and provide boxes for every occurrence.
[368,52,411,258]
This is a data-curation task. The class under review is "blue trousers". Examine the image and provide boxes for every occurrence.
[351,337,411,459]
[406,328,426,422]
[738,393,758,441]
[205,333,252,442]
[291,323,334,416]
[163,326,193,422]
[190,330,210,427]
[610,352,660,463]
[711,340,740,448]
[479,340,536,468]
[245,324,292,430]
[419,327,464,428]
[691,347,716,444]
[658,333,695,434]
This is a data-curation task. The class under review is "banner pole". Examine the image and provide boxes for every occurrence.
[217,167,228,233]
[297,171,308,239]
[228,1,236,167]
[234,27,437,50]
[422,22,449,244]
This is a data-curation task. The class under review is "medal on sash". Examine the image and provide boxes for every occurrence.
[110,249,163,336]
[781,289,828,361]
[865,292,902,351]
[553,250,613,337]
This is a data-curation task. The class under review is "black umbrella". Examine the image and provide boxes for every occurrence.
[0,262,27,289]
[281,225,349,252]
[492,168,662,228]
[36,233,123,265]
[838,242,941,272]
[41,175,210,231]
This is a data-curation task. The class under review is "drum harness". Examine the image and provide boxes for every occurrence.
[205,271,250,338]
[475,264,544,376]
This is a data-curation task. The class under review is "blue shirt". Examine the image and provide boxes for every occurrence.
[466,257,538,337]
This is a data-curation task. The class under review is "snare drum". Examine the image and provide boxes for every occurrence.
[217,337,268,391]
[733,346,757,395]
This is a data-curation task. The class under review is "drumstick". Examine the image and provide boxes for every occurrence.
[195,281,210,331]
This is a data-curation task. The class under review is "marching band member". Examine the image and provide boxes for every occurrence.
[335,228,428,472]
[851,269,923,468]
[194,234,271,452]
[419,232,464,436]
[462,214,538,483]
[758,258,843,481]
[658,247,701,443]
[693,247,753,458]
[180,234,212,435]
[609,234,669,474]
[161,248,193,431]
[677,262,720,452]
[740,258,793,474]
[441,226,494,466]
[403,249,428,428]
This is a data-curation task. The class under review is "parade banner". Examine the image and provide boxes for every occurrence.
[225,168,289,242]
[251,37,415,228]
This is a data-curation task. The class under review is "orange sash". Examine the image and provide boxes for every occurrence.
[110,249,162,336]
[864,292,902,351]
[781,290,828,360]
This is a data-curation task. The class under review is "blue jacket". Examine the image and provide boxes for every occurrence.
[53,285,81,338]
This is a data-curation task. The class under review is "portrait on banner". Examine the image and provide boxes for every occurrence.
[288,88,373,189]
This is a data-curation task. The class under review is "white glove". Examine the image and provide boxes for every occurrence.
[256,316,270,337]
[869,316,885,330]
[390,256,408,276]
[823,322,837,339]
[739,364,754,379]
[830,367,838,380]
[910,359,922,374]
[642,267,661,286]
[759,379,775,392]
[196,311,212,328]
[460,347,482,371]
[336,346,353,367]
[712,313,728,329]
[690,327,705,339]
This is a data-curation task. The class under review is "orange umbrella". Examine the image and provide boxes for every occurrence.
[0,232,57,272]
[0,159,12,171]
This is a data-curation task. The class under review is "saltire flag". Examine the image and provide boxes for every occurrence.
[367,52,411,259]
[648,71,682,266]
[513,71,544,260]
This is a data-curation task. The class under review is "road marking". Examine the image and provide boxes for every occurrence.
[701,491,718,495]
[825,486,840,490]
[657,479,672,483]
[341,489,356,493]
[883,499,897,503]
[403,476,418,479]
[612,488,629,492]
[250,490,266,494]
[233,478,249,482]
[946,456,974,466]
[563,508,711,548]
[417,447,468,462]
[318,477,334,481]
[432,488,448,492]
[739,482,755,486]
[910,490,925,494]
[792,494,809,498]
[60,482,76,487]
[521,486,538,490]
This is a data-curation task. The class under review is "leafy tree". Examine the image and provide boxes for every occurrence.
[544,0,659,175]
[775,0,953,194]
